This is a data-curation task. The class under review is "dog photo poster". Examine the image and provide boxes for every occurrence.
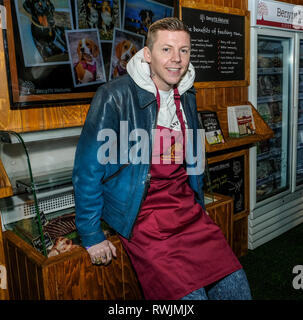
[123,0,174,38]
[75,0,121,42]
[14,0,74,67]
[109,28,144,81]
[66,29,107,87]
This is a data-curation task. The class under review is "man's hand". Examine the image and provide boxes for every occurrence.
[86,240,117,265]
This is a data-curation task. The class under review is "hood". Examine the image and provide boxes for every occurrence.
[126,48,195,96]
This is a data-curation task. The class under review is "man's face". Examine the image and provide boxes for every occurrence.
[144,30,191,91]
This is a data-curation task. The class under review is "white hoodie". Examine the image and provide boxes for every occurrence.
[126,48,196,131]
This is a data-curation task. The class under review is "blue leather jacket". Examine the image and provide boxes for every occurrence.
[72,75,205,248]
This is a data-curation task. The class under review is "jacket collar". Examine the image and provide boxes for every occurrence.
[130,76,157,109]
[129,75,196,109]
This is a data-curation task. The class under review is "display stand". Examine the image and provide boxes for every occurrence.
[4,231,142,300]
[207,149,250,257]
[3,193,233,300]
[199,102,274,153]
[205,193,233,247]
[0,131,143,300]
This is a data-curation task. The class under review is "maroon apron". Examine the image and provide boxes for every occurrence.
[119,88,241,300]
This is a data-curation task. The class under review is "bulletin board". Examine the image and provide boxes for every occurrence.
[206,149,249,217]
[179,1,250,88]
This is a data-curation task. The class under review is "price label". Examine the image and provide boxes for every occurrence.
[32,232,53,253]
[34,211,48,226]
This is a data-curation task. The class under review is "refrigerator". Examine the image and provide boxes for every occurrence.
[248,0,303,249]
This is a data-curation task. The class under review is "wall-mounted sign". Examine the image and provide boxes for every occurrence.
[179,2,250,88]
[249,0,303,31]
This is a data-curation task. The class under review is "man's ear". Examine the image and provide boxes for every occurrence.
[143,46,151,63]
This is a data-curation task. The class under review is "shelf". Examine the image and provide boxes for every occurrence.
[257,149,281,161]
[0,127,82,144]
[258,67,283,75]
[198,102,274,154]
[257,172,281,187]
[257,95,282,103]
[16,168,73,193]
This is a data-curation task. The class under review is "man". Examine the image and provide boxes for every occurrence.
[73,17,251,300]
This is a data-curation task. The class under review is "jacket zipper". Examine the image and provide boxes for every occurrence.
[129,103,159,239]
[102,163,130,184]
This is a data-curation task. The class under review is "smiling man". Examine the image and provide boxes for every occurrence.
[73,17,252,300]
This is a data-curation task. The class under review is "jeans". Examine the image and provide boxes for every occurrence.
[181,269,252,300]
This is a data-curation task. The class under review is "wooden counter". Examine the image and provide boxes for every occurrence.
[3,231,142,300]
[0,214,8,299]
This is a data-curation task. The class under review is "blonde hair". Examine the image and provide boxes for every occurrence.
[146,17,190,50]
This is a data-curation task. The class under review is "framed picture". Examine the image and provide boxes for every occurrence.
[15,0,73,67]
[66,29,106,87]
[109,28,144,80]
[75,0,121,42]
[206,149,249,217]
[123,0,173,40]
[179,0,250,88]
[3,0,105,108]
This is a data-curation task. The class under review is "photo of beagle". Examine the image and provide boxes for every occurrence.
[75,38,102,83]
[109,28,144,80]
[66,29,106,87]
[113,40,138,78]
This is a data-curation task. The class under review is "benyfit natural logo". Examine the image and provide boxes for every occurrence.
[257,1,269,20]
[292,265,303,290]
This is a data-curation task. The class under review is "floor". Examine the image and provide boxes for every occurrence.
[239,222,303,300]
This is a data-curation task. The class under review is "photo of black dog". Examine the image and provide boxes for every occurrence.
[77,0,120,41]
[123,0,173,41]
[22,0,69,62]
[138,9,154,37]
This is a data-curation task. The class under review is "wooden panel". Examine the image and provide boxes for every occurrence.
[3,231,142,300]
[0,214,9,299]
[5,242,21,299]
[121,245,143,300]
[103,239,124,300]
[206,193,233,246]
[232,216,248,257]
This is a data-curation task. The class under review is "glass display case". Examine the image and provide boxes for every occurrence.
[0,130,140,300]
[296,40,303,186]
[256,36,291,202]
[0,130,80,257]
